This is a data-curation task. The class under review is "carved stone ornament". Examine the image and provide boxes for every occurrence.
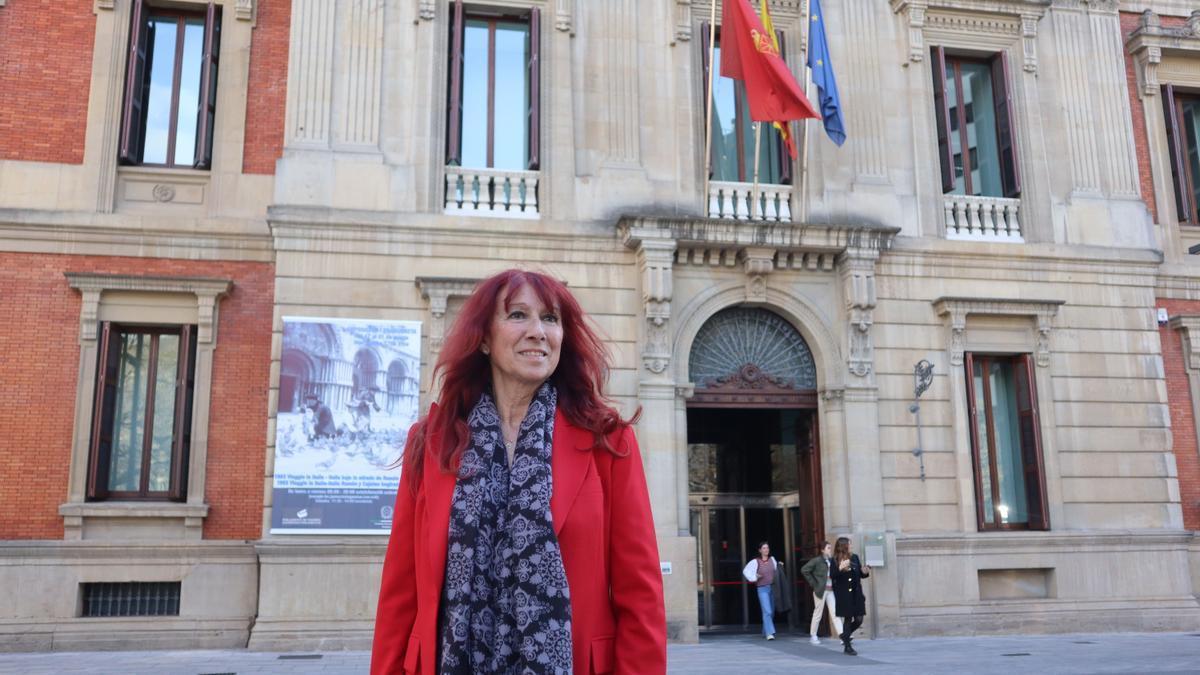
[418,0,435,21]
[673,0,692,44]
[932,297,1064,367]
[741,246,775,303]
[689,307,818,391]
[417,277,480,352]
[556,0,574,34]
[152,184,176,202]
[236,0,255,23]
[95,0,115,10]
[1126,10,1200,99]
[839,249,879,379]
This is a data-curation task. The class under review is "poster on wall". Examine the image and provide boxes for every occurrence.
[270,316,421,535]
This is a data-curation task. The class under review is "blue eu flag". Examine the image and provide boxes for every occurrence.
[806,0,845,146]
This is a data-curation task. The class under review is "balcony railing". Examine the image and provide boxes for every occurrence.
[444,166,539,218]
[708,181,793,222]
[943,194,1023,242]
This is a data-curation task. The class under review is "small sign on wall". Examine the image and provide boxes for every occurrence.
[864,533,886,567]
[660,562,673,575]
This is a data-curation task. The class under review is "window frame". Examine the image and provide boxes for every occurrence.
[700,23,792,185]
[88,322,197,502]
[1163,84,1200,226]
[964,352,1049,532]
[931,46,1021,198]
[119,0,222,170]
[445,2,541,171]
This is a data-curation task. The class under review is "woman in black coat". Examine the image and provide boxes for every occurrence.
[830,536,870,655]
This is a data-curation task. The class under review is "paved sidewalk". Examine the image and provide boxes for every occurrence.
[0,631,1198,674]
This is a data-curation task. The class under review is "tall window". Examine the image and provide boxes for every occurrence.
[931,47,1019,198]
[1163,85,1200,225]
[446,3,540,171]
[701,26,790,185]
[88,323,197,501]
[965,353,1048,531]
[119,0,221,169]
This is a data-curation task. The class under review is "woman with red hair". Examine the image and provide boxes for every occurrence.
[371,269,666,675]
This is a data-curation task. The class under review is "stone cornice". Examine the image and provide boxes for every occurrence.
[1125,10,1200,96]
[617,215,899,256]
[416,277,481,317]
[933,296,1064,367]
[896,529,1195,554]
[65,273,232,343]
[890,0,1049,71]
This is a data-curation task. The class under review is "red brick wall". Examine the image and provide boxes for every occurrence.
[0,2,95,163]
[242,0,291,175]
[1122,12,1189,225]
[1159,298,1200,531]
[0,253,273,540]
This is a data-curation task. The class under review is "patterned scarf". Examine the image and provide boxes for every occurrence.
[438,382,573,674]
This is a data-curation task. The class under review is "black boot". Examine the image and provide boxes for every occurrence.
[842,635,857,656]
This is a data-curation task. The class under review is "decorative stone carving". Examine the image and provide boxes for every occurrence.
[890,0,1045,74]
[95,0,114,10]
[418,0,435,21]
[625,231,677,375]
[152,184,176,202]
[1126,10,1200,99]
[673,0,692,43]
[839,249,879,379]
[740,246,775,303]
[417,277,480,353]
[932,297,1064,367]
[1169,316,1200,371]
[689,307,818,390]
[65,273,233,344]
[556,0,574,34]
[236,0,255,22]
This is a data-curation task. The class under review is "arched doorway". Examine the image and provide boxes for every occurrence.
[687,307,825,634]
[279,349,316,414]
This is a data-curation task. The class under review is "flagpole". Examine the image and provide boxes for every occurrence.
[703,3,719,219]
[751,122,762,220]
[799,0,814,222]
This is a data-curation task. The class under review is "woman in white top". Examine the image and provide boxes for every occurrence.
[743,541,779,640]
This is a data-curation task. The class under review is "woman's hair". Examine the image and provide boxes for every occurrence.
[758,541,770,551]
[818,540,830,552]
[833,536,852,563]
[402,269,638,485]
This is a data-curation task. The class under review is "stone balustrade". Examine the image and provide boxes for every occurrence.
[444,166,539,218]
[708,181,793,222]
[943,194,1023,242]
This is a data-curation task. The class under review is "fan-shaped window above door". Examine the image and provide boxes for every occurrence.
[688,307,817,407]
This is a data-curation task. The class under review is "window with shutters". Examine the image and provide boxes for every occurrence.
[965,353,1049,531]
[88,323,197,501]
[1162,86,1200,225]
[445,4,539,171]
[930,48,1020,199]
[119,0,221,169]
[700,25,792,186]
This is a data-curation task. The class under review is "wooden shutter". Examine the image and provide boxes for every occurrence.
[990,52,1021,198]
[446,0,466,166]
[775,30,792,185]
[119,0,150,165]
[963,352,988,531]
[930,46,955,193]
[87,323,121,500]
[193,3,221,170]
[168,326,197,501]
[701,23,717,179]
[526,8,541,170]
[1013,354,1049,530]
[1163,85,1193,223]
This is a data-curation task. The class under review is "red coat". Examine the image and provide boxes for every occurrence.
[371,409,667,675]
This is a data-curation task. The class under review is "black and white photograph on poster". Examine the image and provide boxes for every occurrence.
[271,316,421,534]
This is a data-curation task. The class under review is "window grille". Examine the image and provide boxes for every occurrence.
[81,582,181,617]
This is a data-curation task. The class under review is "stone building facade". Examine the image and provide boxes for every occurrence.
[2,0,1200,651]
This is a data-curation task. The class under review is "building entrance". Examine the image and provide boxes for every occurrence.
[688,408,824,632]
[684,307,825,633]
